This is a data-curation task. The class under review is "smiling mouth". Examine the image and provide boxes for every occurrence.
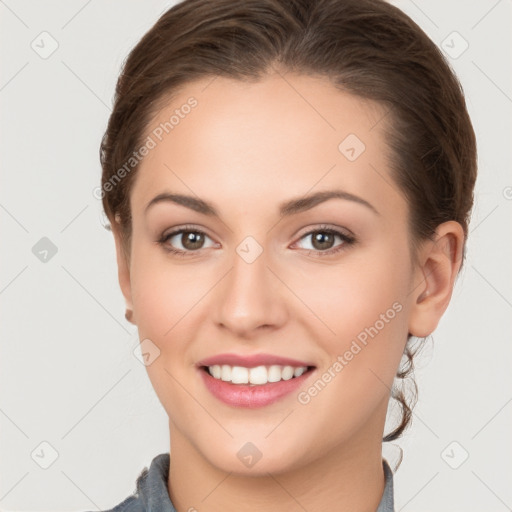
[200,364,316,386]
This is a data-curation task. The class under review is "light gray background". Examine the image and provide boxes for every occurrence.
[1,1,511,510]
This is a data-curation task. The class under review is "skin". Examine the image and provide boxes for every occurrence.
[112,70,464,512]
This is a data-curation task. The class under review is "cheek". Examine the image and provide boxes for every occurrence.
[296,262,410,441]
[292,240,411,393]
[292,248,409,337]
[129,255,205,418]
[130,246,207,340]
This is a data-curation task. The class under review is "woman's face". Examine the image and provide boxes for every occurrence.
[116,72,425,474]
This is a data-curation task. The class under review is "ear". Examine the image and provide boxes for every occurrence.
[112,215,135,324]
[408,221,465,337]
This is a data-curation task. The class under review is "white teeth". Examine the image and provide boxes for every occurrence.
[293,367,305,377]
[267,365,282,383]
[207,364,309,385]
[249,365,267,385]
[231,366,249,384]
[281,366,294,380]
[220,365,231,381]
[211,365,222,379]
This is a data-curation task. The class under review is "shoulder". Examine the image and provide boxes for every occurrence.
[376,458,395,512]
[83,453,171,512]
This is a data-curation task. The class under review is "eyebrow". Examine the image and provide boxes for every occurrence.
[144,189,380,217]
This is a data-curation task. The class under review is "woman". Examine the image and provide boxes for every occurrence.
[94,0,477,510]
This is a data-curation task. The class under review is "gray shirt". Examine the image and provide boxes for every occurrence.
[96,453,395,512]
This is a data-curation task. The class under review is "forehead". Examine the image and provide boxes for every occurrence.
[131,72,403,220]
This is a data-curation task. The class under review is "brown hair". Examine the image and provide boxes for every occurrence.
[99,0,477,445]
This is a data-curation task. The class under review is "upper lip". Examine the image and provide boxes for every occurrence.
[197,353,315,368]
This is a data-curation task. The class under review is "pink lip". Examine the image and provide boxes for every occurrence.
[196,353,314,368]
[198,366,316,408]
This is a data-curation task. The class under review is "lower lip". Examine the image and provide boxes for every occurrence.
[198,367,315,408]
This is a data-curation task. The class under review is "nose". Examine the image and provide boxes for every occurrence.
[213,245,288,339]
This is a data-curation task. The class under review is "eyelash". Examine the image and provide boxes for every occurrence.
[157,224,356,258]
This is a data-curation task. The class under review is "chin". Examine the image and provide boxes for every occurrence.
[199,437,309,477]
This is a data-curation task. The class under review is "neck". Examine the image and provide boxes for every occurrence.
[167,416,387,512]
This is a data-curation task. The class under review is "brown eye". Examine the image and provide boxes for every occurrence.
[180,231,205,250]
[310,231,336,251]
[158,227,216,256]
[294,227,356,257]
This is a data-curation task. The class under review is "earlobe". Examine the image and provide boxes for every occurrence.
[112,217,135,323]
[408,221,464,338]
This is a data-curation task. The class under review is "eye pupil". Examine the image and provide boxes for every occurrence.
[183,231,204,250]
[312,232,334,250]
